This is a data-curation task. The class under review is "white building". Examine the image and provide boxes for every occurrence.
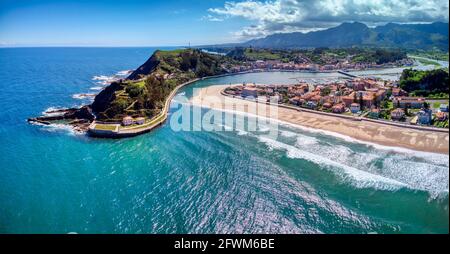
[350,103,360,113]
[122,116,134,126]
[135,117,145,125]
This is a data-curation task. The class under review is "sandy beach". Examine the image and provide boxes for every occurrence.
[191,85,449,155]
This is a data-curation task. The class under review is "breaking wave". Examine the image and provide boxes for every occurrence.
[214,107,449,197]
[42,106,66,117]
[89,86,103,91]
[257,136,408,191]
[92,70,133,85]
[72,93,96,100]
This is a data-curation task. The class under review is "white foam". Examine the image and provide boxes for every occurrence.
[72,93,96,100]
[92,75,118,85]
[42,107,66,117]
[258,126,270,132]
[295,134,318,146]
[257,136,408,191]
[237,129,248,136]
[116,70,133,76]
[92,70,132,85]
[280,130,297,138]
[40,123,81,136]
[92,75,114,81]
[90,86,103,91]
[381,155,449,198]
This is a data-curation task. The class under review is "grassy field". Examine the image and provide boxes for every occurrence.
[94,124,118,131]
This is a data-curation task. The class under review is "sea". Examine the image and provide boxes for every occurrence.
[0,47,448,233]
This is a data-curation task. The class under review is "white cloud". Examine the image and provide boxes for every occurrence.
[207,0,449,40]
[202,14,225,22]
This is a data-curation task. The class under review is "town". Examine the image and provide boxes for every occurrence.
[223,77,449,128]
[223,58,414,73]
[217,47,416,73]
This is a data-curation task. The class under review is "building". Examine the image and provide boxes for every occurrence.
[361,92,376,108]
[440,104,449,112]
[289,96,302,106]
[350,103,360,113]
[368,108,380,119]
[310,95,322,104]
[391,108,405,120]
[342,93,356,107]
[376,89,387,101]
[135,117,145,125]
[417,109,432,125]
[306,101,317,109]
[322,102,333,109]
[332,104,346,113]
[392,88,408,97]
[122,116,134,126]
[393,97,425,109]
[435,112,447,121]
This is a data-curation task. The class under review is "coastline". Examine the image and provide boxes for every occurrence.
[33,61,444,139]
[191,85,450,155]
[87,78,201,137]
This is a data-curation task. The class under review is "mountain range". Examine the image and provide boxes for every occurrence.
[210,22,449,51]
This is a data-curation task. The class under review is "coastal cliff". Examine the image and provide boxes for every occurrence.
[28,49,229,129]
[91,49,228,121]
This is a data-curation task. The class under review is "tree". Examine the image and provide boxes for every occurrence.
[359,93,364,110]
[321,87,331,96]
[372,93,378,108]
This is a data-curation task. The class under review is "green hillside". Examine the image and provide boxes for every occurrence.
[91,49,228,121]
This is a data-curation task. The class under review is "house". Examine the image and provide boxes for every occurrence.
[306,101,317,109]
[350,103,360,113]
[322,102,333,109]
[391,108,405,120]
[376,89,387,101]
[351,81,366,91]
[439,104,449,112]
[417,109,432,125]
[289,96,302,106]
[435,112,447,121]
[368,108,380,119]
[301,92,315,101]
[361,93,376,108]
[392,88,408,97]
[332,104,346,113]
[135,117,145,125]
[310,95,323,104]
[393,97,425,109]
[342,93,356,107]
[122,116,134,126]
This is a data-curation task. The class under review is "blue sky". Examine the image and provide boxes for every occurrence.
[0,0,448,47]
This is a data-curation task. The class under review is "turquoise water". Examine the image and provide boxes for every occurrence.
[0,48,448,233]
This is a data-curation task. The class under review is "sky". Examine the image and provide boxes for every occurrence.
[0,0,448,47]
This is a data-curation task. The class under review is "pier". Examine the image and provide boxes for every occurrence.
[337,70,359,78]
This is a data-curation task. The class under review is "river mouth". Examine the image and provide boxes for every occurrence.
[174,71,449,199]
[2,48,449,234]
